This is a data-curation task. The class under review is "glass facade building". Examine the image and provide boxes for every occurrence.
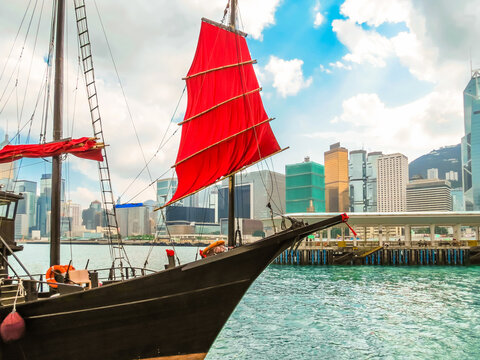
[462,69,480,210]
[286,158,325,213]
[349,150,382,212]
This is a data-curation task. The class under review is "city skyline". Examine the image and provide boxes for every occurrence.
[0,0,479,209]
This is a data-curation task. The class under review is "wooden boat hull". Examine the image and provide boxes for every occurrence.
[0,215,344,359]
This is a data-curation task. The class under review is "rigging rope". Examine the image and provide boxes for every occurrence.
[119,84,186,202]
[92,0,153,183]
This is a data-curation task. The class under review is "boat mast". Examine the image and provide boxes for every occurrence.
[51,0,65,266]
[228,0,237,248]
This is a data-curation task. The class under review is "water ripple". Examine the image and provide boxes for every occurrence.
[208,266,480,360]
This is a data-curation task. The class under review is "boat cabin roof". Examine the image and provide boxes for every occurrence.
[0,191,23,221]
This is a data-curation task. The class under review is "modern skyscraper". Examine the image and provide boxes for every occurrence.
[349,150,367,212]
[14,180,37,236]
[445,171,459,182]
[406,179,452,212]
[366,152,382,211]
[286,157,325,213]
[116,204,151,237]
[349,150,382,212]
[324,143,349,212]
[427,168,439,179]
[377,153,408,212]
[0,135,15,191]
[462,69,480,210]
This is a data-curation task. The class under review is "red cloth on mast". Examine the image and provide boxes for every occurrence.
[0,137,104,163]
[167,21,281,205]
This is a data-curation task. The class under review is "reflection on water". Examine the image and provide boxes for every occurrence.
[13,244,480,359]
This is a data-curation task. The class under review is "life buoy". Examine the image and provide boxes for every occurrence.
[45,265,75,288]
[202,240,225,256]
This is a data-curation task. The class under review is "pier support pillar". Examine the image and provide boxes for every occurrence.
[405,225,411,247]
[378,225,383,246]
[327,228,331,243]
[341,226,345,241]
[430,224,435,243]
[477,226,480,242]
[453,224,461,241]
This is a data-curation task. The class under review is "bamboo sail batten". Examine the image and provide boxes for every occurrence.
[178,87,262,126]
[173,117,275,168]
[155,146,289,211]
[182,60,257,80]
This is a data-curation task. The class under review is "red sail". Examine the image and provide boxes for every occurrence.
[167,20,281,205]
[0,137,104,163]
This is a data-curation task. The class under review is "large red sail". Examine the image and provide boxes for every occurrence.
[166,19,281,206]
[0,137,104,163]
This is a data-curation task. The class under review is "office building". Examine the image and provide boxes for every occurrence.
[324,143,349,212]
[14,180,37,236]
[82,200,104,230]
[0,135,15,191]
[427,168,439,179]
[451,188,465,212]
[406,179,452,212]
[116,204,151,237]
[377,153,408,212]
[286,157,325,213]
[462,69,480,210]
[445,171,459,182]
[349,150,366,212]
[349,150,382,212]
[366,152,382,211]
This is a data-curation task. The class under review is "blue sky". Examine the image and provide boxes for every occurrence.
[0,0,479,209]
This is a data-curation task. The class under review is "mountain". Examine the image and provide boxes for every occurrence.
[408,144,462,189]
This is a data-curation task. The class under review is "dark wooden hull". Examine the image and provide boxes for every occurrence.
[0,215,344,359]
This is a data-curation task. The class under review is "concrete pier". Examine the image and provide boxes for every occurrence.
[273,242,479,266]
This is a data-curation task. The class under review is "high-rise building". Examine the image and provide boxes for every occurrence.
[427,168,439,179]
[82,200,104,230]
[349,150,382,212]
[445,171,459,182]
[0,135,15,191]
[349,150,367,212]
[451,188,465,211]
[366,152,382,211]
[324,143,349,212]
[406,179,452,212]
[462,69,480,210]
[285,157,325,213]
[14,180,37,236]
[116,204,151,237]
[377,153,408,212]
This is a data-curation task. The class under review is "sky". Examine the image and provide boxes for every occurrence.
[0,0,479,209]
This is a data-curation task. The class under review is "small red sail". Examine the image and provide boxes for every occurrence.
[0,137,104,163]
[166,19,281,206]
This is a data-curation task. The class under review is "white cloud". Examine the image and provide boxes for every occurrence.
[319,64,332,74]
[314,13,324,28]
[237,0,281,40]
[329,61,352,71]
[332,19,393,67]
[264,56,313,98]
[339,0,411,27]
[312,0,324,28]
[0,0,282,208]
[307,91,463,160]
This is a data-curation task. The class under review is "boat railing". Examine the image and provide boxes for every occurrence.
[0,266,157,304]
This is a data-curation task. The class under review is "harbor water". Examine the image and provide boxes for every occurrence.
[13,244,480,359]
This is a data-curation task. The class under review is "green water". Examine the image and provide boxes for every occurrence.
[13,245,480,359]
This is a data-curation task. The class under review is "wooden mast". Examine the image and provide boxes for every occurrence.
[228,0,237,248]
[50,0,65,266]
